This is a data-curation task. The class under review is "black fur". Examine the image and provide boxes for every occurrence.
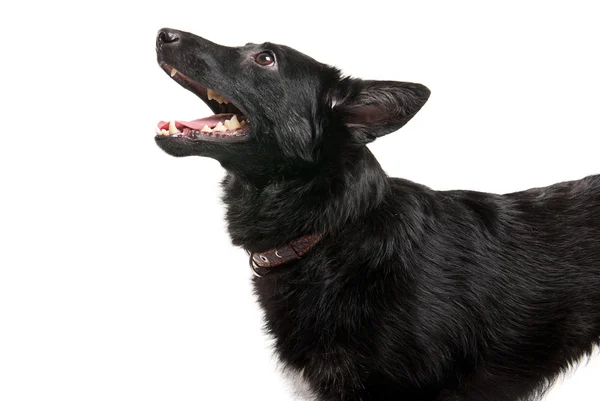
[155,29,600,401]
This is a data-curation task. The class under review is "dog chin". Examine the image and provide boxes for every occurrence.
[155,136,242,161]
[155,137,202,158]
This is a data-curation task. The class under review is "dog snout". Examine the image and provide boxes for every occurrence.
[156,29,180,48]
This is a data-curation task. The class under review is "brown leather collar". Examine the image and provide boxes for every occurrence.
[247,233,324,277]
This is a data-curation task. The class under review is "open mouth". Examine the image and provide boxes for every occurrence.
[156,64,249,142]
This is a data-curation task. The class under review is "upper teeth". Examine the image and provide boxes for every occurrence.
[170,68,177,77]
[207,89,229,104]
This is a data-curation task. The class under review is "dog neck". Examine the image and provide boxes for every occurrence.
[221,147,390,252]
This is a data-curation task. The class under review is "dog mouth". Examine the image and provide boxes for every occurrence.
[155,64,249,142]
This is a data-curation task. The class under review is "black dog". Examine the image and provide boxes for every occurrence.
[155,28,600,401]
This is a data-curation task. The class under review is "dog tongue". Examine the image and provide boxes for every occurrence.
[157,114,235,130]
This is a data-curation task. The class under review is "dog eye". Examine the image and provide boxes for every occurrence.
[254,51,275,66]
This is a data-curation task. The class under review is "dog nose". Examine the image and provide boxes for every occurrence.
[157,29,180,46]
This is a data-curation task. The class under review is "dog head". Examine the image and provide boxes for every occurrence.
[155,29,430,175]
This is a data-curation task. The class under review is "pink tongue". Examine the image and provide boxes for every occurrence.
[157,114,236,130]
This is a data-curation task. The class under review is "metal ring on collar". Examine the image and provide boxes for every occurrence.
[248,253,266,278]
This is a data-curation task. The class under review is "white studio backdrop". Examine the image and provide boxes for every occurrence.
[1,1,599,400]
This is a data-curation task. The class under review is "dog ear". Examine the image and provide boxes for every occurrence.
[331,78,430,144]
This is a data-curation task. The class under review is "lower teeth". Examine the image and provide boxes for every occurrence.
[156,127,246,138]
[157,118,248,137]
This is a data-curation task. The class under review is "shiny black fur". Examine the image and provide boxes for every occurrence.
[155,29,600,400]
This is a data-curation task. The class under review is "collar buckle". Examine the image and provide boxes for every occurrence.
[244,233,324,278]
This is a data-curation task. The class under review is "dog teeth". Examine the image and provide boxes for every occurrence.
[170,68,177,77]
[213,122,227,132]
[207,89,229,104]
[224,115,241,130]
[168,120,180,134]
[157,117,247,138]
[207,89,218,101]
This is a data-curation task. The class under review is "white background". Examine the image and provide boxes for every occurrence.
[1,1,599,400]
